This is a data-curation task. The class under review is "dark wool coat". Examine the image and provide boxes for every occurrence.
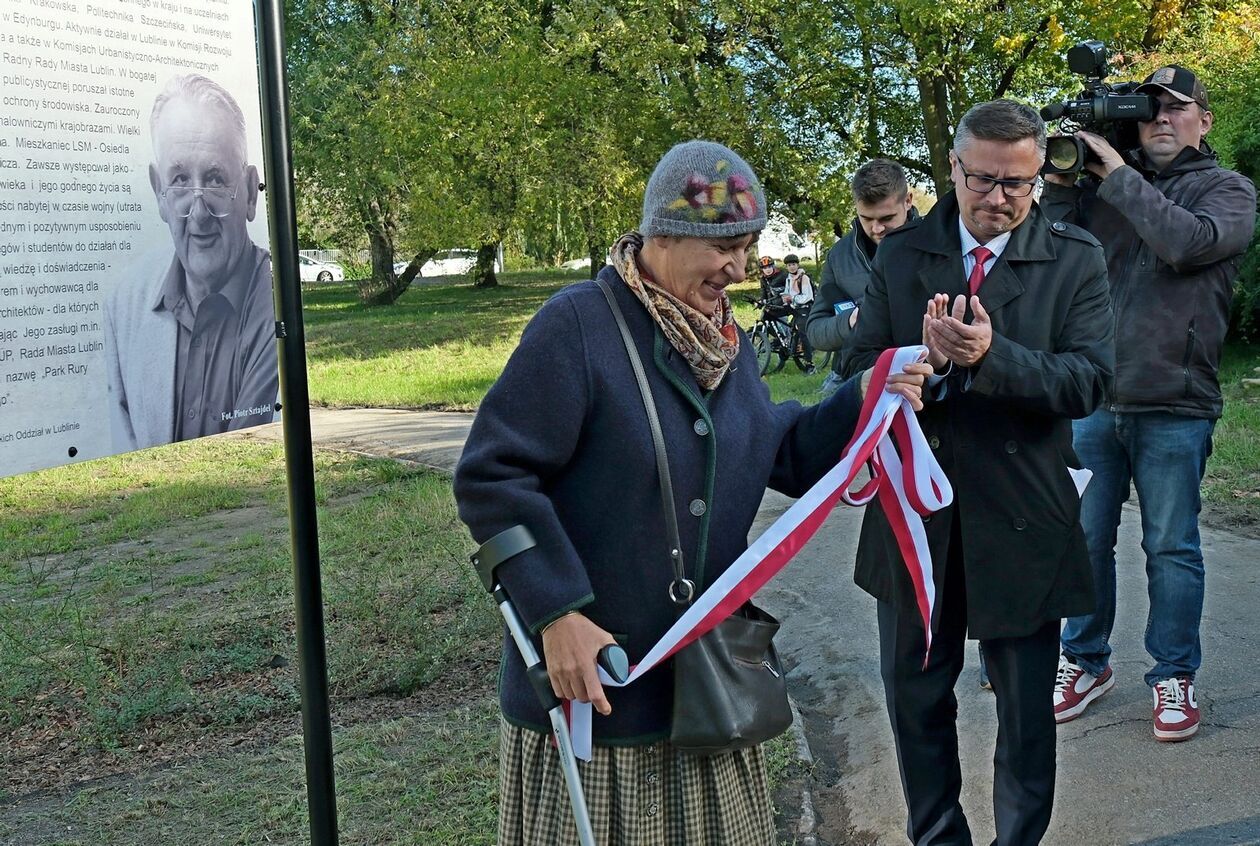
[1040,145,1256,419]
[455,266,863,744]
[842,193,1115,639]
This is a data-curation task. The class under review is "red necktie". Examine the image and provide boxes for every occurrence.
[968,246,993,296]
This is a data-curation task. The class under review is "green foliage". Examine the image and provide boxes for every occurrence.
[1232,222,1260,341]
[285,0,1259,296]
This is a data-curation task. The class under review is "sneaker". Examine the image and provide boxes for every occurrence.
[1053,657,1114,723]
[1153,677,1200,742]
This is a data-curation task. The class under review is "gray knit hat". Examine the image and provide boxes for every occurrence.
[639,140,767,238]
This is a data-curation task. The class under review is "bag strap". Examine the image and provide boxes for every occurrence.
[595,278,694,605]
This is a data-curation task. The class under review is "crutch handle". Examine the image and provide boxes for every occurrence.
[523,644,628,711]
[598,644,630,684]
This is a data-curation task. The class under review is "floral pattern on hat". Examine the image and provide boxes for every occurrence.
[666,166,760,224]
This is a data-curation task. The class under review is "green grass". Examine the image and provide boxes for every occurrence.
[0,702,807,846]
[0,439,495,753]
[0,701,500,845]
[303,272,832,411]
[1203,343,1260,526]
[302,269,593,410]
[0,424,813,842]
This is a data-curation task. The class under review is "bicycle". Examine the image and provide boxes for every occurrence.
[744,296,813,375]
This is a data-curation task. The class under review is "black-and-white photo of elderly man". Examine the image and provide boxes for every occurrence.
[105,73,277,452]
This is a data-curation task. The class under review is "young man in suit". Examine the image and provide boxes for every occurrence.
[808,159,917,398]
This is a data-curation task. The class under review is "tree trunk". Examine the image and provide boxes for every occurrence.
[358,226,414,306]
[917,73,954,195]
[355,197,418,306]
[394,248,437,286]
[471,242,499,288]
[860,21,879,159]
[580,202,605,279]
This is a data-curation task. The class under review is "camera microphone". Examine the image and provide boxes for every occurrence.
[1040,102,1066,121]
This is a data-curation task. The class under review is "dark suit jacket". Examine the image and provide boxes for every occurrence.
[842,192,1114,639]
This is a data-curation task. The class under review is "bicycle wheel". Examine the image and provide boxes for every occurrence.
[766,321,789,374]
[751,324,775,375]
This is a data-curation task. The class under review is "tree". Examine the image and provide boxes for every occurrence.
[287,0,437,303]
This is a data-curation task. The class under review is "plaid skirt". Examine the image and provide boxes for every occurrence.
[498,720,776,845]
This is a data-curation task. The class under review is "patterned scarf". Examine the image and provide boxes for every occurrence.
[609,232,740,391]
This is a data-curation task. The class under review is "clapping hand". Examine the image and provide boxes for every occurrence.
[924,294,993,368]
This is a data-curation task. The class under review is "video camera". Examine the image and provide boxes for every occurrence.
[1040,40,1157,174]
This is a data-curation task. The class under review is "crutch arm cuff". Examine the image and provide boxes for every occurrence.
[470,525,537,592]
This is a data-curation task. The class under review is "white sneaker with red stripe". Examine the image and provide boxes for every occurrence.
[1153,677,1200,742]
[1053,657,1114,724]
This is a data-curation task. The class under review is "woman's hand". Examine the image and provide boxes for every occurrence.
[862,361,931,410]
[541,612,617,716]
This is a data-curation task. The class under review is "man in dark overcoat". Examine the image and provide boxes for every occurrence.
[842,99,1114,845]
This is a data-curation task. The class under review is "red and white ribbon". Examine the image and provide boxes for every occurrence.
[570,345,952,759]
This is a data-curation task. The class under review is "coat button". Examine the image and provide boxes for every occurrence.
[1052,221,1067,232]
[1014,517,1027,530]
[1004,440,1018,454]
[923,515,933,524]
[693,419,710,436]
[928,435,940,449]
[689,499,707,517]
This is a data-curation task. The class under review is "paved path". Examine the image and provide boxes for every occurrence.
[245,407,1260,846]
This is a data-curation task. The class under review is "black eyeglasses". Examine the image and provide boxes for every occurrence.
[955,156,1039,198]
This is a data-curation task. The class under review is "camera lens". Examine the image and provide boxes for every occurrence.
[1044,136,1085,173]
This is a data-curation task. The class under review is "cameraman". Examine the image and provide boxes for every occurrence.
[1041,65,1256,741]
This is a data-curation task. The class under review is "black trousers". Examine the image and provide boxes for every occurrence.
[877,540,1060,846]
[789,305,814,362]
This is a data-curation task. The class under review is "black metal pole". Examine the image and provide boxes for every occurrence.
[253,1,340,843]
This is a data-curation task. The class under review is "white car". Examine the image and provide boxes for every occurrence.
[298,254,345,283]
[419,248,478,277]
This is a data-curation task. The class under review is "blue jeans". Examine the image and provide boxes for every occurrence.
[1061,408,1214,686]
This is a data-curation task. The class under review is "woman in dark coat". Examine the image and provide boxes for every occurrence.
[454,140,928,845]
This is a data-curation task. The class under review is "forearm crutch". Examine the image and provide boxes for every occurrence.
[471,525,629,846]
